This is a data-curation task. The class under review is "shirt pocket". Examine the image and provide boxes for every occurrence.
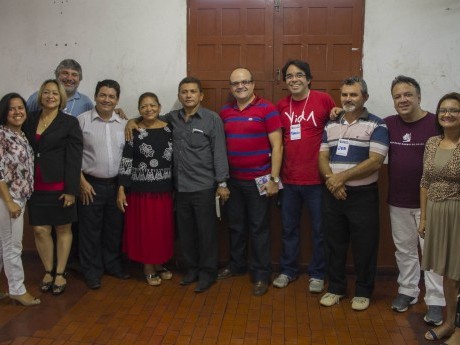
[189,129,209,149]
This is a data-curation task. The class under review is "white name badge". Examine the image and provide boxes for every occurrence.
[336,138,350,156]
[290,124,301,140]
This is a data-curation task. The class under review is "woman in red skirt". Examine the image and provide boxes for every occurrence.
[117,92,173,286]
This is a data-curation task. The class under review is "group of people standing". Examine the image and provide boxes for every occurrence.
[0,58,459,344]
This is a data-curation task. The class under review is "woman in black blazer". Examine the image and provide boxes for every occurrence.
[23,79,83,295]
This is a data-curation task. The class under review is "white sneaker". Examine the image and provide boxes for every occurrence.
[320,292,344,307]
[309,278,324,293]
[351,297,370,311]
[273,274,294,288]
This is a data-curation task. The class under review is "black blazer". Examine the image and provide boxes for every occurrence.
[23,110,83,195]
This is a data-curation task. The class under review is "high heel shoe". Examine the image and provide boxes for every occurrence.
[40,271,53,292]
[52,272,67,295]
[10,292,41,306]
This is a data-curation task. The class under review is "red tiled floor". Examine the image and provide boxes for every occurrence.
[0,254,440,344]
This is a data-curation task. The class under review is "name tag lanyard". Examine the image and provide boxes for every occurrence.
[289,91,310,141]
[335,114,354,157]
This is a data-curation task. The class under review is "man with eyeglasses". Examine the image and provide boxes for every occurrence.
[272,59,335,293]
[385,76,444,325]
[217,67,283,296]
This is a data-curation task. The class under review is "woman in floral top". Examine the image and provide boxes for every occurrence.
[117,92,174,286]
[0,93,40,306]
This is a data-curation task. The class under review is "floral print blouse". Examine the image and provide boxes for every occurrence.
[0,125,34,199]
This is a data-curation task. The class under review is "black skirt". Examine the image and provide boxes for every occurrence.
[28,191,77,226]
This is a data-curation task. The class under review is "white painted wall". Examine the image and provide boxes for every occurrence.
[363,0,460,116]
[0,0,187,117]
[0,0,459,117]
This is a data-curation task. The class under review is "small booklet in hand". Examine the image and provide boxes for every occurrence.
[255,174,283,196]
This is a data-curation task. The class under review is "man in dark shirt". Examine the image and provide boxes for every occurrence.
[164,77,229,293]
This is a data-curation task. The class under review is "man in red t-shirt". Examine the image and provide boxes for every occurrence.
[273,60,335,293]
[218,68,283,297]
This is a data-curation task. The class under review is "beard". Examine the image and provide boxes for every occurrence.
[343,104,356,113]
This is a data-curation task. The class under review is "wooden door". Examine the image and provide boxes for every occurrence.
[187,0,364,110]
[273,0,364,105]
[187,0,275,111]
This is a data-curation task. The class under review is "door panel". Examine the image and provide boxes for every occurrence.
[188,0,274,84]
[273,0,364,104]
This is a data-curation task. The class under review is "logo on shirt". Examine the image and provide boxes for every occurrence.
[284,110,317,127]
[402,133,411,143]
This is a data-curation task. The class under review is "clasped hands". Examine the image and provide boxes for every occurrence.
[325,172,347,200]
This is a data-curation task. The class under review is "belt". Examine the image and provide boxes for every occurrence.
[83,173,118,185]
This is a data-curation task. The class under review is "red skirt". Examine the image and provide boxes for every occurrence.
[123,192,174,264]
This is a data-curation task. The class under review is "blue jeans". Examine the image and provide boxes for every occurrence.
[226,178,271,282]
[280,183,324,279]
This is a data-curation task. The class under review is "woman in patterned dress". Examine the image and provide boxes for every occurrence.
[117,93,174,286]
[419,92,460,343]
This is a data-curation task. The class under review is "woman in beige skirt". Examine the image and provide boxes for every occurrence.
[419,92,460,343]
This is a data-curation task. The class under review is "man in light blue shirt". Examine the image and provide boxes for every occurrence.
[27,59,93,117]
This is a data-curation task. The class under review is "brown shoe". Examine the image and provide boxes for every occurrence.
[253,281,268,296]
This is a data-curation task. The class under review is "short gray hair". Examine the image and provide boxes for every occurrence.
[54,59,83,80]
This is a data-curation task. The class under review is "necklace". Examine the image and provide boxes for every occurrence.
[289,91,310,124]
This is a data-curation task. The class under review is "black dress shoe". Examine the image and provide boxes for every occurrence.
[253,281,268,296]
[194,280,215,293]
[180,273,198,286]
[217,268,235,280]
[86,278,101,290]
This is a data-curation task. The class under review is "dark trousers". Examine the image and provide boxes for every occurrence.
[79,181,124,281]
[280,183,324,279]
[226,178,271,283]
[176,188,218,284]
[322,184,379,298]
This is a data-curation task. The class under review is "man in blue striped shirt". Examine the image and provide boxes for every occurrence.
[318,76,389,311]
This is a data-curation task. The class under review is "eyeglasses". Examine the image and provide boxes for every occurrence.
[438,108,460,116]
[286,73,306,81]
[229,80,252,87]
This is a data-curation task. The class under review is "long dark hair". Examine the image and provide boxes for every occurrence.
[0,93,27,125]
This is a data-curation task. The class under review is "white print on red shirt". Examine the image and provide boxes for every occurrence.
[284,110,318,127]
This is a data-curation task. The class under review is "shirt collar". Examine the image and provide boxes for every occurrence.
[339,107,369,124]
[90,108,122,123]
[67,91,82,102]
[179,106,203,120]
[231,94,260,110]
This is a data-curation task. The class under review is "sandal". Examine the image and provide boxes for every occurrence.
[425,326,455,341]
[145,273,162,286]
[52,272,68,296]
[40,271,53,293]
[157,267,173,280]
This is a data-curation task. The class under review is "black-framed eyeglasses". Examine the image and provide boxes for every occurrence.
[230,80,253,87]
[286,73,306,80]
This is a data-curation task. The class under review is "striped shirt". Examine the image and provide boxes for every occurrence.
[320,108,389,186]
[78,109,127,178]
[220,96,282,180]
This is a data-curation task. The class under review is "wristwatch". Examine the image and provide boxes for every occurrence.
[270,176,280,183]
[218,182,227,188]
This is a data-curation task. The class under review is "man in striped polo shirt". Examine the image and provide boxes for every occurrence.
[217,67,283,296]
[318,76,389,311]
